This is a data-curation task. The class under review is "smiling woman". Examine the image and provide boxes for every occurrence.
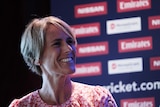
[9,16,118,107]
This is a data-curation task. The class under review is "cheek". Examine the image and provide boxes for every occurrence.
[72,46,76,53]
[42,48,59,61]
[41,50,57,66]
[41,55,57,72]
[45,54,57,65]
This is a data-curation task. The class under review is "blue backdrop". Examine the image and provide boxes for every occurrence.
[51,0,160,106]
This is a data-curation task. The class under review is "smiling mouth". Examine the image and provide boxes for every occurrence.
[61,57,73,62]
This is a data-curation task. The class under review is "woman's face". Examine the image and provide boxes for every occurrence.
[40,24,76,76]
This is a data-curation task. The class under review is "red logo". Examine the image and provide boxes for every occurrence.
[121,97,155,107]
[74,2,107,18]
[77,41,109,57]
[117,0,151,13]
[150,57,160,70]
[112,63,117,69]
[148,15,160,29]
[71,22,100,38]
[118,36,152,53]
[71,62,102,78]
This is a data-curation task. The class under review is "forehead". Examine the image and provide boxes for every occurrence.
[46,24,59,34]
[45,24,70,40]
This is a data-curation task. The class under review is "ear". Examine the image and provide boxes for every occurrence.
[34,59,40,66]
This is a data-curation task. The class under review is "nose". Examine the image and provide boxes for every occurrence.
[63,42,73,53]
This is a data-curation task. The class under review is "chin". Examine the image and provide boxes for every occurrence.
[69,69,76,74]
[63,68,75,75]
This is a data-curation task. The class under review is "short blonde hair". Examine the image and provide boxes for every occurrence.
[20,16,77,75]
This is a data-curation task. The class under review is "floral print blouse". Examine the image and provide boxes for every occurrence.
[9,82,117,107]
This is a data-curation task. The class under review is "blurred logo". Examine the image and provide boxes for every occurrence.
[117,0,151,13]
[120,97,155,107]
[148,15,160,29]
[150,56,160,71]
[71,22,100,38]
[108,57,143,74]
[106,17,141,35]
[71,62,102,77]
[74,1,107,18]
[118,36,152,53]
[77,41,108,57]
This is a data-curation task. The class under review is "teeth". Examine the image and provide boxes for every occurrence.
[61,58,72,62]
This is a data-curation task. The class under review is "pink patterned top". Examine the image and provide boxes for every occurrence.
[9,82,117,107]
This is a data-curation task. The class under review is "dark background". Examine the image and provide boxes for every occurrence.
[2,0,50,106]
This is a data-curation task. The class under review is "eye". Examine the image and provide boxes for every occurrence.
[67,38,75,45]
[53,42,60,45]
[52,41,61,47]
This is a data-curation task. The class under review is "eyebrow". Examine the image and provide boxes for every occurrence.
[51,36,73,42]
[66,37,73,40]
[51,38,61,43]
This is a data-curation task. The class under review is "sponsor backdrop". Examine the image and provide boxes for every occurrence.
[51,0,160,106]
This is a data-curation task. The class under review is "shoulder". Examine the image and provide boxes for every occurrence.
[9,90,39,107]
[72,81,118,107]
[73,81,112,98]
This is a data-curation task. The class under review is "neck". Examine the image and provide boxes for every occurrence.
[39,74,73,105]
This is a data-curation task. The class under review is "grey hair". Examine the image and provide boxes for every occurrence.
[20,16,77,76]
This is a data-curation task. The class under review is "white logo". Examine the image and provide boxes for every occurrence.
[108,57,143,74]
[106,17,141,35]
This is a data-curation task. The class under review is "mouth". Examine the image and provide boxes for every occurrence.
[60,57,73,62]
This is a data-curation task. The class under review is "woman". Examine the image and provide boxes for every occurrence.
[9,16,118,107]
